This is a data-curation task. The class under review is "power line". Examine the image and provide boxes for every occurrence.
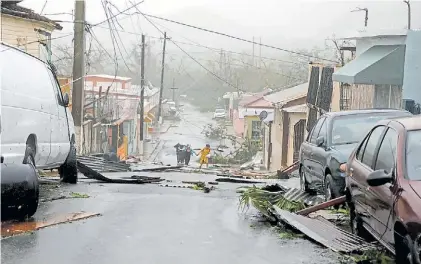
[140,12,238,91]
[140,12,338,63]
[92,0,144,27]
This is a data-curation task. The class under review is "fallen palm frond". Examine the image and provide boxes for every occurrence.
[238,186,306,219]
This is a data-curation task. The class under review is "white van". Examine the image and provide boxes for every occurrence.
[0,43,77,183]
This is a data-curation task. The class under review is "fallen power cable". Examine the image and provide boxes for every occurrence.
[77,162,163,184]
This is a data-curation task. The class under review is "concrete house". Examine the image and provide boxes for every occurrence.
[262,83,308,171]
[333,29,421,112]
[1,1,63,62]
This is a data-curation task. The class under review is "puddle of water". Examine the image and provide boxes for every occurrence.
[1,212,101,238]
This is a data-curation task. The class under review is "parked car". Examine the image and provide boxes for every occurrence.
[345,115,421,263]
[299,109,412,201]
[213,108,226,119]
[0,43,77,184]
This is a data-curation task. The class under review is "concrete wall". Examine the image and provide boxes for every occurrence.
[356,35,406,56]
[1,14,55,59]
[402,30,421,104]
[270,108,284,171]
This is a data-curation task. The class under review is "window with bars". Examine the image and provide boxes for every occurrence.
[340,83,351,110]
[251,120,261,140]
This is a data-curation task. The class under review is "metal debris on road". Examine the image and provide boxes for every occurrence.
[77,162,163,184]
[283,188,325,207]
[77,155,130,172]
[1,212,101,238]
[273,207,377,253]
[296,196,346,216]
[215,177,265,184]
[277,161,299,179]
[131,165,183,172]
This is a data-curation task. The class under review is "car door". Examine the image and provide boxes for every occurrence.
[46,67,71,165]
[348,125,386,225]
[311,117,329,187]
[367,127,397,245]
[301,117,326,184]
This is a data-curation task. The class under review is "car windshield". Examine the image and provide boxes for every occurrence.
[406,130,421,181]
[215,109,225,113]
[331,112,408,146]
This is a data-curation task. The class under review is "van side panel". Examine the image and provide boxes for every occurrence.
[45,62,71,165]
[0,45,53,166]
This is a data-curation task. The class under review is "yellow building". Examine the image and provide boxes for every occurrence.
[243,115,261,142]
[1,1,63,62]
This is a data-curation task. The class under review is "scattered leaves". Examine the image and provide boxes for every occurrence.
[70,192,90,199]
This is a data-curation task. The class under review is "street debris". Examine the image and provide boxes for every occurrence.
[159,181,215,193]
[77,162,163,184]
[70,192,90,199]
[131,165,183,172]
[1,212,101,238]
[77,155,130,172]
[273,207,377,253]
[215,177,265,184]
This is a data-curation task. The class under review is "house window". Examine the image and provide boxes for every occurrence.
[35,29,52,63]
[340,83,351,110]
[251,120,261,140]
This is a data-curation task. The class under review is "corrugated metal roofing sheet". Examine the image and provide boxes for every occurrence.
[264,83,308,104]
[273,207,377,253]
[283,188,324,206]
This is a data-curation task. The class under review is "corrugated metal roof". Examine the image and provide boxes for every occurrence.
[283,104,307,113]
[273,207,377,253]
[264,83,308,104]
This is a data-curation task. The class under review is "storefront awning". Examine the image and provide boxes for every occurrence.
[144,116,152,123]
[333,45,405,86]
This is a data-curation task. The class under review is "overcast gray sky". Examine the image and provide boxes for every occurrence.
[21,0,421,60]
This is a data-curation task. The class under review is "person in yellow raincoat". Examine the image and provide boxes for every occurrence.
[197,144,211,169]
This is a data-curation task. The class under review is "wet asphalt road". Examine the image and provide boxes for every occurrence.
[1,104,341,264]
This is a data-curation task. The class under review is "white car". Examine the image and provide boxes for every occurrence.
[213,109,227,119]
[0,43,77,183]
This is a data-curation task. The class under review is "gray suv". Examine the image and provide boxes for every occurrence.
[298,109,412,201]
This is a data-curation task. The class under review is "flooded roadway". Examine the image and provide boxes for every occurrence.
[1,104,341,264]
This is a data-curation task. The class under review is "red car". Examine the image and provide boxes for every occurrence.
[345,115,421,263]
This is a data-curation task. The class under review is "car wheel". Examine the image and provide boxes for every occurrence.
[59,144,78,184]
[300,168,311,193]
[324,174,343,208]
[394,233,413,264]
[349,203,373,241]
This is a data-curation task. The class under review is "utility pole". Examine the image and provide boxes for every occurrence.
[139,34,145,155]
[351,7,368,27]
[71,0,86,154]
[157,32,168,124]
[171,78,178,103]
[404,0,411,29]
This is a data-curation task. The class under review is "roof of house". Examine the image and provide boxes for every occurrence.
[239,89,272,106]
[264,82,308,104]
[283,104,307,113]
[85,74,132,81]
[1,2,63,30]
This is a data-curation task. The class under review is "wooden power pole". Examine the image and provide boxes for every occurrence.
[71,0,86,153]
[139,34,145,155]
[157,32,168,124]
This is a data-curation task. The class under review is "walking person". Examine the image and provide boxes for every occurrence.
[197,144,211,169]
[174,143,185,164]
[184,144,194,166]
